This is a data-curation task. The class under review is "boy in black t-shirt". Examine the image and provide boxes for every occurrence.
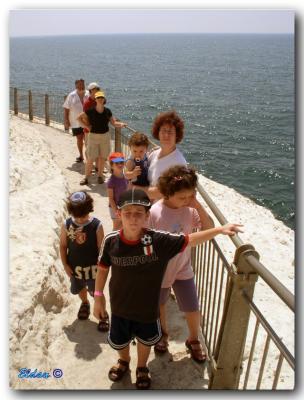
[60,191,109,332]
[93,188,242,389]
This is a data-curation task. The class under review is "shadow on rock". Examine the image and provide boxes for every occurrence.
[148,355,209,389]
[66,162,85,175]
[63,319,108,361]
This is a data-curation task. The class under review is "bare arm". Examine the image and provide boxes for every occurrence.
[96,224,105,250]
[110,116,127,128]
[190,196,214,230]
[59,224,73,277]
[107,188,118,215]
[146,185,163,201]
[93,266,110,319]
[64,108,70,130]
[124,159,141,180]
[188,224,243,247]
[77,112,91,129]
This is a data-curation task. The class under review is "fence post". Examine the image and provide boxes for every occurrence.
[28,90,33,121]
[14,88,18,115]
[115,127,122,152]
[45,94,50,126]
[209,244,259,389]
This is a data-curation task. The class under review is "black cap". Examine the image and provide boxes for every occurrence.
[117,188,151,209]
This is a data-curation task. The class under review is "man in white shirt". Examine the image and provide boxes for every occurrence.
[63,79,89,162]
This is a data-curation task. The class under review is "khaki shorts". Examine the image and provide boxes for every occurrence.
[87,132,110,160]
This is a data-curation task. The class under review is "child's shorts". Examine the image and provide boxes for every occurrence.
[70,276,95,297]
[159,278,199,312]
[108,314,162,350]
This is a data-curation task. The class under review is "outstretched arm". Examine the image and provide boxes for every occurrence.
[110,116,127,128]
[188,224,243,247]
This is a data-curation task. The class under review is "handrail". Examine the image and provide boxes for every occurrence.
[9,95,295,315]
[123,122,294,311]
[245,254,294,311]
[197,182,243,248]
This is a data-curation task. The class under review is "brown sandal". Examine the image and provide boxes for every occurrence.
[154,333,169,354]
[185,339,207,363]
[77,302,90,320]
[108,359,130,382]
[136,367,151,390]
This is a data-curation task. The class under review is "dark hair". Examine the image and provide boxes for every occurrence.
[152,110,184,143]
[157,165,197,198]
[75,79,85,85]
[66,191,94,217]
[128,132,149,148]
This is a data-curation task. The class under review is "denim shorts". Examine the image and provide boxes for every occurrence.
[70,276,95,297]
[160,278,199,312]
[108,314,162,350]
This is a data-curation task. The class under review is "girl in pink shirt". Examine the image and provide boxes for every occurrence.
[148,165,214,363]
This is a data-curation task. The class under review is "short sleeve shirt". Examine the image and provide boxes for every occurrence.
[98,229,188,322]
[63,90,89,128]
[85,107,112,133]
[106,175,129,205]
[148,201,201,287]
[147,148,187,186]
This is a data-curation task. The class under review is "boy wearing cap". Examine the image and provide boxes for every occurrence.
[77,91,127,186]
[93,188,243,389]
[107,152,128,230]
[60,191,109,332]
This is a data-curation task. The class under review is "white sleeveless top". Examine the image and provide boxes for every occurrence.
[148,147,187,186]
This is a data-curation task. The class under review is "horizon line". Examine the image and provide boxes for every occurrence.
[10,32,294,38]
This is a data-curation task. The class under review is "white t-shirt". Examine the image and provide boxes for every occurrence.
[148,147,187,186]
[63,90,89,128]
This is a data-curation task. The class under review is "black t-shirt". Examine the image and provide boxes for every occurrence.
[98,229,188,323]
[85,107,113,133]
[66,217,100,276]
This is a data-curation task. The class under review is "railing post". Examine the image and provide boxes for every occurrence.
[209,244,259,390]
[28,90,33,121]
[45,94,50,126]
[14,88,18,115]
[115,127,122,152]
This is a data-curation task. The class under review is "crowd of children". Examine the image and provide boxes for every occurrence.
[59,105,243,390]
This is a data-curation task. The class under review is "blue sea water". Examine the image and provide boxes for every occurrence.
[9,34,295,228]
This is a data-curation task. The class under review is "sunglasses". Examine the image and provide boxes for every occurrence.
[96,96,104,100]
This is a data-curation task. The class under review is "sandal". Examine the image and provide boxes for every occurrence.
[80,177,89,186]
[185,339,207,363]
[76,156,84,163]
[97,311,109,332]
[136,367,151,390]
[154,333,169,354]
[108,359,130,382]
[77,302,90,320]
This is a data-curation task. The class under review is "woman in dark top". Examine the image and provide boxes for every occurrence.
[77,91,127,185]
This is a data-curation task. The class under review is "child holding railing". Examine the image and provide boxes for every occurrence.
[148,165,214,362]
[125,132,150,188]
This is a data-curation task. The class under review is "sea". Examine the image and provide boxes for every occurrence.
[9,33,295,229]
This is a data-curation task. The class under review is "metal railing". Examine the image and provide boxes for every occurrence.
[9,87,295,390]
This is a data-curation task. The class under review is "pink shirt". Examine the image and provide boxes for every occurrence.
[148,200,201,288]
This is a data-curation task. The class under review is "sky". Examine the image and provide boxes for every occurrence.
[9,9,294,37]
